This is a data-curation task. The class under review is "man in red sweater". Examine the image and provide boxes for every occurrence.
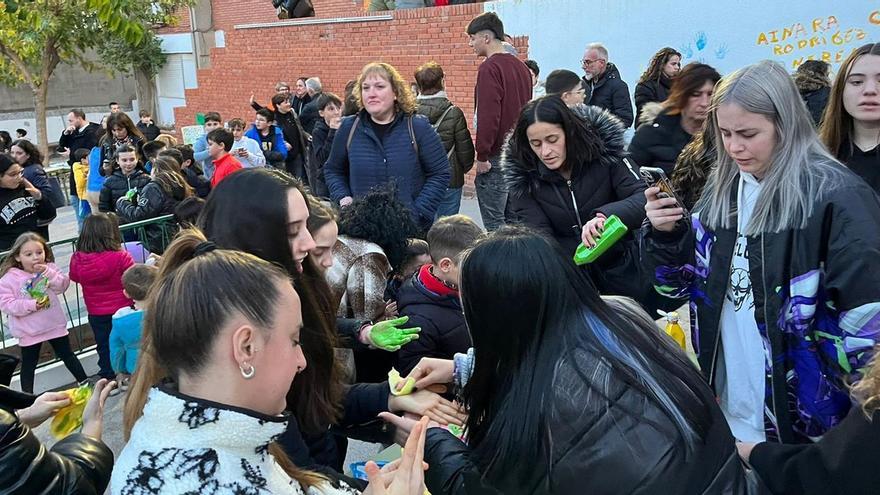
[206,128,243,188]
[467,12,532,231]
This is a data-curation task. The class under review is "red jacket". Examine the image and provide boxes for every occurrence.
[69,250,134,316]
[474,52,532,161]
[211,153,243,188]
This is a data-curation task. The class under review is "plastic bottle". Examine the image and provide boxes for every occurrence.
[572,214,628,265]
[661,311,687,350]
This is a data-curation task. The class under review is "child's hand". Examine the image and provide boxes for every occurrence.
[32,263,48,274]
[36,295,50,309]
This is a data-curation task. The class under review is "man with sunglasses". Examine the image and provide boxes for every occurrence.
[581,43,634,128]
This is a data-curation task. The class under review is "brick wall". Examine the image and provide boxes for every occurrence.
[155,6,193,34]
[172,1,529,194]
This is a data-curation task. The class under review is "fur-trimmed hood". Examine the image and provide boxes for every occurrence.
[638,101,666,126]
[503,104,627,198]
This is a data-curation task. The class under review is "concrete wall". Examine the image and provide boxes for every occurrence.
[489,0,879,90]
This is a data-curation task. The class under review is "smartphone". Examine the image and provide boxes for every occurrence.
[639,167,687,213]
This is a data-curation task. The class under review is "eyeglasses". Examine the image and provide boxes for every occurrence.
[582,59,605,66]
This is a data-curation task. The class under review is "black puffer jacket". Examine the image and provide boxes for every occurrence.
[801,87,830,126]
[504,105,646,255]
[583,63,634,128]
[0,387,114,494]
[116,180,187,253]
[98,167,151,214]
[628,109,694,176]
[633,75,673,127]
[396,268,470,375]
[417,93,475,189]
[183,166,211,198]
[422,347,749,494]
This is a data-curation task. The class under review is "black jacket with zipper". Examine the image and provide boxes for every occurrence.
[98,167,151,214]
[116,180,187,253]
[628,109,694,176]
[582,63,634,128]
[504,105,646,298]
[633,75,673,127]
[641,173,880,443]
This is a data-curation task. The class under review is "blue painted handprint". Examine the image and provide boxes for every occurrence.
[695,31,708,51]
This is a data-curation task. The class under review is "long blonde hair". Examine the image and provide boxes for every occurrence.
[851,345,880,419]
[697,60,847,235]
[123,229,327,487]
[354,62,418,114]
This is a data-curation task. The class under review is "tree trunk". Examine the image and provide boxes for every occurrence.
[134,66,158,124]
[32,82,50,162]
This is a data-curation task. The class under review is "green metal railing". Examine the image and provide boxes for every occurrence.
[0,215,179,371]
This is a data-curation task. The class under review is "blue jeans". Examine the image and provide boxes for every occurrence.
[434,187,462,221]
[475,156,507,231]
[70,196,89,230]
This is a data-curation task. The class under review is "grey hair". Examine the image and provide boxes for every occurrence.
[697,60,848,235]
[586,42,608,60]
[305,77,322,93]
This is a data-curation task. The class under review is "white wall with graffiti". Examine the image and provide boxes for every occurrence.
[487,0,879,84]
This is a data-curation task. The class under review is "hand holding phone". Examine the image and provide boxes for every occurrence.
[640,167,686,232]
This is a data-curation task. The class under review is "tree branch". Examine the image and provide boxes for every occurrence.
[0,39,36,87]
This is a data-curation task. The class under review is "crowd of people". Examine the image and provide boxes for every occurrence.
[0,8,879,495]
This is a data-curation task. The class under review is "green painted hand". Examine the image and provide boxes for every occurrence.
[124,188,137,202]
[369,316,420,352]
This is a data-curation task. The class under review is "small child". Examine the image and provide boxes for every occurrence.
[69,213,135,380]
[395,215,484,375]
[0,233,87,393]
[109,264,158,394]
[72,148,91,225]
[206,128,243,188]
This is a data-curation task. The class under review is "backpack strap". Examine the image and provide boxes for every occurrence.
[408,115,418,157]
[346,116,361,152]
[432,105,455,131]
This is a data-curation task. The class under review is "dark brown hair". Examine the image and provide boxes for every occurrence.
[76,212,123,253]
[203,112,222,124]
[427,214,484,263]
[151,156,194,199]
[638,47,682,84]
[102,113,145,146]
[122,264,159,300]
[124,230,327,487]
[663,62,721,116]
[415,61,445,95]
[306,197,337,234]
[11,139,43,165]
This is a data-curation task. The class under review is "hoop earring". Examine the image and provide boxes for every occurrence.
[240,363,255,379]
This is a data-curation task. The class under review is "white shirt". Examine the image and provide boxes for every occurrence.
[231,136,266,168]
[716,172,769,443]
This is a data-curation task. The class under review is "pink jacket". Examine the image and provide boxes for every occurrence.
[69,250,134,316]
[0,264,71,347]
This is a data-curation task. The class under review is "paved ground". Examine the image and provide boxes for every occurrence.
[30,198,487,486]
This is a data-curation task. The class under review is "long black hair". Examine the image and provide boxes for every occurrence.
[337,187,418,270]
[459,226,714,489]
[198,168,343,433]
[506,96,602,176]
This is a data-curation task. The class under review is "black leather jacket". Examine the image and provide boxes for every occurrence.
[0,387,114,494]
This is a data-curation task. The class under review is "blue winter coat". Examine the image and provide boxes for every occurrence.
[245,126,288,162]
[323,110,451,226]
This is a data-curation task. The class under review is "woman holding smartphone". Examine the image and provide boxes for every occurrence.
[642,60,880,446]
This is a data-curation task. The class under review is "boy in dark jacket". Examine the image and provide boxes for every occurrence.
[396,215,484,375]
[136,110,161,141]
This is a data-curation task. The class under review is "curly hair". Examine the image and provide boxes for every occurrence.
[11,139,43,165]
[671,123,716,211]
[638,47,681,84]
[354,62,418,115]
[851,345,880,419]
[337,187,418,270]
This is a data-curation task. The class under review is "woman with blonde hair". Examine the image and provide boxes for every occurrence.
[739,346,880,493]
[323,62,450,231]
[643,60,880,446]
[819,42,880,193]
